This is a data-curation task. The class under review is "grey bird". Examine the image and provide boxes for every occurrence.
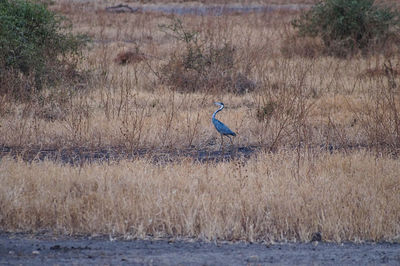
[212,102,236,148]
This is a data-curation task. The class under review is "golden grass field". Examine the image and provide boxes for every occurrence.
[1,152,400,242]
[0,0,400,242]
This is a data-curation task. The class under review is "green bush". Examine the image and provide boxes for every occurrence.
[0,0,88,99]
[292,0,400,56]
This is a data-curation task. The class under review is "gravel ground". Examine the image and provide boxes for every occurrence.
[1,233,399,265]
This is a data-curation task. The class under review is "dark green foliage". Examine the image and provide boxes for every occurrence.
[0,0,88,99]
[292,0,400,56]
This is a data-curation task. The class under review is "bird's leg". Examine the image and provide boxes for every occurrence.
[228,136,233,146]
[227,136,234,155]
[220,134,224,153]
[230,136,237,157]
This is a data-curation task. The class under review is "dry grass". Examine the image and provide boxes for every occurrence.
[1,151,399,242]
[1,10,398,151]
[1,0,400,242]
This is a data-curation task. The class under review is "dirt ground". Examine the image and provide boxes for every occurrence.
[1,232,399,265]
[0,145,257,164]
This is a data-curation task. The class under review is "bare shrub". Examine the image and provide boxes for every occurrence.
[119,94,148,150]
[63,94,91,145]
[254,59,316,153]
[0,69,37,103]
[159,18,255,94]
[354,60,400,154]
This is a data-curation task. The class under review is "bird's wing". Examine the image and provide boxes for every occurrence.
[213,118,236,136]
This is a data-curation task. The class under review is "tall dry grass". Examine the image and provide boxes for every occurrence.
[0,151,399,242]
[1,0,400,242]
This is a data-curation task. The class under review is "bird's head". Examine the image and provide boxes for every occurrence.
[214,102,224,107]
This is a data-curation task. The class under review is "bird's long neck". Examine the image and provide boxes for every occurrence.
[212,105,224,120]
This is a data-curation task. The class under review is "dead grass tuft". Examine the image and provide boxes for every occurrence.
[281,35,324,59]
[114,49,147,65]
[358,66,400,79]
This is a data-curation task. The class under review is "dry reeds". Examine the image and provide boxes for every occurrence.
[0,151,399,242]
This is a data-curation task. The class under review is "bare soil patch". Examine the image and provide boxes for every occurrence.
[0,145,257,164]
[1,233,399,265]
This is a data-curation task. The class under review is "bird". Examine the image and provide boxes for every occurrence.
[212,102,236,149]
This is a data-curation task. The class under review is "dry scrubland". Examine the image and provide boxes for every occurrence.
[1,0,400,242]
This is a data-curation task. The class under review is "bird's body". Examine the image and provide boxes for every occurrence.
[212,102,236,148]
[212,118,236,137]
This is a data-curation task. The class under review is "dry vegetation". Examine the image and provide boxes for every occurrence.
[0,0,400,242]
[1,152,399,242]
